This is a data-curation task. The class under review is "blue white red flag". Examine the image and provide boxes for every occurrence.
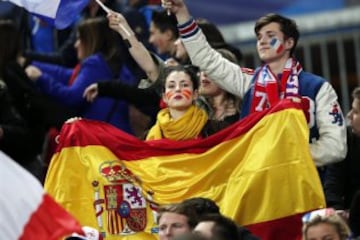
[4,0,89,29]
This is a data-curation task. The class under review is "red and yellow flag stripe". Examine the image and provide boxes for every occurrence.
[45,100,325,240]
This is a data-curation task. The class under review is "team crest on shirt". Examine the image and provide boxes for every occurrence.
[92,161,147,237]
[329,102,343,126]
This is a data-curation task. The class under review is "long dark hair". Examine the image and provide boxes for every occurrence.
[77,17,122,76]
[0,19,22,78]
[162,65,200,92]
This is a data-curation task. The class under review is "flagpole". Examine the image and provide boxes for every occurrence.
[94,0,132,37]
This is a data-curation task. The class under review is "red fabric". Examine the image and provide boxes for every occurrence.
[19,194,83,240]
[245,213,303,240]
[44,127,60,166]
[148,0,161,4]
[55,99,302,159]
[68,63,81,86]
[159,99,167,109]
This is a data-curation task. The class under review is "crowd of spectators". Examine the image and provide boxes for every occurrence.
[1,0,359,238]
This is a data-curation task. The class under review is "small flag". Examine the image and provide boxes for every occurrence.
[5,0,89,29]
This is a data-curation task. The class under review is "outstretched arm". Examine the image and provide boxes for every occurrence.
[161,0,251,97]
[107,11,159,82]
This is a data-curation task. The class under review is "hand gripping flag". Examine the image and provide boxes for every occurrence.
[0,151,84,239]
[4,0,89,29]
[44,99,326,240]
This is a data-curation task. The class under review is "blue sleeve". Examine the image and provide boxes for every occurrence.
[33,61,72,85]
[36,56,111,108]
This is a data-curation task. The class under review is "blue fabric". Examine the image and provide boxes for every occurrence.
[138,5,162,28]
[34,54,133,134]
[8,0,88,29]
[55,0,89,29]
[29,15,55,53]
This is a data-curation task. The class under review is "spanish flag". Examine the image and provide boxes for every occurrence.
[44,100,325,240]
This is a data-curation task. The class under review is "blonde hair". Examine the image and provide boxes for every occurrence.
[302,214,351,240]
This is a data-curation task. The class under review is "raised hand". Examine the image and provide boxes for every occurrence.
[107,11,134,39]
[25,65,42,82]
[161,0,184,13]
[161,0,191,23]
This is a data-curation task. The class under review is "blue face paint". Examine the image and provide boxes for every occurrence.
[270,38,284,53]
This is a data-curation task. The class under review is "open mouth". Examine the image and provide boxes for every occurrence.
[173,95,183,100]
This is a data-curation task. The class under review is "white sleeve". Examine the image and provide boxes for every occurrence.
[310,82,347,166]
[181,29,252,98]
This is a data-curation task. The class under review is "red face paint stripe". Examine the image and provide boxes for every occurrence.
[165,92,174,100]
[181,89,192,100]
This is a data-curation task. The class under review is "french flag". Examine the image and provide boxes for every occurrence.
[4,0,89,29]
[0,151,85,239]
[270,38,284,54]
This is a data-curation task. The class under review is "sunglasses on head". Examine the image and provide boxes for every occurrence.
[302,208,336,224]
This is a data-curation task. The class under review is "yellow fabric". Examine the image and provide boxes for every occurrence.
[146,105,208,140]
[45,107,325,240]
[45,147,157,240]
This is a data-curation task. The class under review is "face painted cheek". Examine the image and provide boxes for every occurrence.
[270,37,284,54]
[181,89,192,100]
[165,91,175,100]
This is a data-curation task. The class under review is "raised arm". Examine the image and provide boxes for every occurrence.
[107,11,159,82]
[161,0,190,24]
[162,0,252,98]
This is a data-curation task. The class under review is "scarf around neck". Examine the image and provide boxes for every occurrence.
[146,105,208,141]
[250,58,302,114]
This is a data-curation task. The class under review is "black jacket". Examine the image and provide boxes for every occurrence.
[0,80,34,163]
[324,127,360,210]
[3,61,77,130]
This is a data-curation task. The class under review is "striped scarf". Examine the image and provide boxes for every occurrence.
[250,58,302,114]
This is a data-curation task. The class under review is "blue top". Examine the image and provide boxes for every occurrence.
[34,53,135,134]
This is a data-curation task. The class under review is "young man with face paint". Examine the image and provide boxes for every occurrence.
[161,0,347,167]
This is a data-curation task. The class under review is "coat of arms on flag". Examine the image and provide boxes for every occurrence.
[92,161,148,237]
[44,100,325,240]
